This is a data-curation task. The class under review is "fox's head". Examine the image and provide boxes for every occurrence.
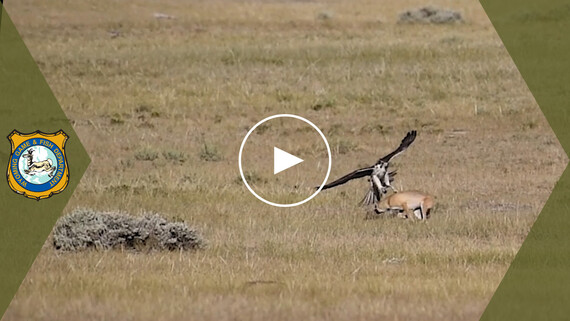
[377,195,390,210]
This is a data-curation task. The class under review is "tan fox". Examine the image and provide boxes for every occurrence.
[375,191,434,220]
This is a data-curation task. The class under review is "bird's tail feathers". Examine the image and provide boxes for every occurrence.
[360,187,379,207]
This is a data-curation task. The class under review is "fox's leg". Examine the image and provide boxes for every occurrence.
[395,209,407,219]
[374,199,385,215]
[402,203,414,220]
[397,209,408,219]
[392,206,407,219]
[413,208,423,220]
[423,196,434,219]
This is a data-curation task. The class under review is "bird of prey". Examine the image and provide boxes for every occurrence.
[320,130,417,208]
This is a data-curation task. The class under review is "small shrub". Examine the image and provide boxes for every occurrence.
[119,159,133,168]
[317,11,334,21]
[275,90,293,103]
[163,150,187,163]
[332,139,359,155]
[236,171,267,185]
[106,184,131,194]
[311,98,335,111]
[359,123,390,135]
[522,120,538,130]
[135,105,153,113]
[399,6,463,24]
[52,208,205,252]
[110,113,125,125]
[199,143,223,162]
[256,124,270,135]
[135,147,160,161]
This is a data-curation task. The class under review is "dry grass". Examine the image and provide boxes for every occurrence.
[3,0,567,320]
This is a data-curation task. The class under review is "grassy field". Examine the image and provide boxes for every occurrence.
[3,0,568,320]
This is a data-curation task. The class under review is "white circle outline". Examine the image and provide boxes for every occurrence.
[238,114,332,208]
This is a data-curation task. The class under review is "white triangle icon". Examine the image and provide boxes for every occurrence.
[274,147,304,175]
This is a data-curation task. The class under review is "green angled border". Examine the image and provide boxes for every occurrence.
[0,5,90,318]
[479,1,570,320]
[0,1,3,32]
[1,0,569,319]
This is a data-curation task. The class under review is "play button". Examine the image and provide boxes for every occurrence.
[274,147,304,175]
[239,114,331,207]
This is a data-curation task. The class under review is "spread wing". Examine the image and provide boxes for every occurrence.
[320,167,373,190]
[377,130,417,164]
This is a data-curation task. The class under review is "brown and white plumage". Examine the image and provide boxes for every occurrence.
[320,130,417,207]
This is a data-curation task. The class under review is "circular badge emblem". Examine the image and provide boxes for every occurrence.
[238,114,332,208]
[10,139,66,193]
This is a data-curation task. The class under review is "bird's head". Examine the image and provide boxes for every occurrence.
[377,161,388,170]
